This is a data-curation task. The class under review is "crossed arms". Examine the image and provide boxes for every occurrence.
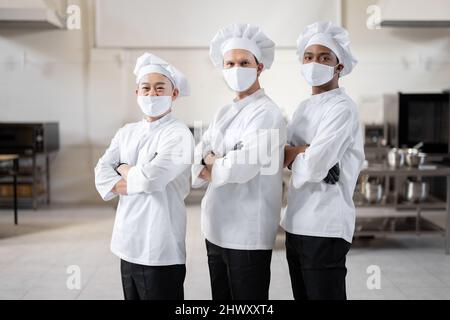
[94,128,192,200]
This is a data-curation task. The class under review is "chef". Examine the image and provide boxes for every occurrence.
[191,23,286,300]
[281,21,365,300]
[94,52,194,300]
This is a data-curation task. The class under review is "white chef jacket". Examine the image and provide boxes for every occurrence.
[281,87,365,243]
[192,89,286,250]
[94,113,194,266]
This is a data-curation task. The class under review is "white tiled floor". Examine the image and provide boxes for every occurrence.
[0,205,450,300]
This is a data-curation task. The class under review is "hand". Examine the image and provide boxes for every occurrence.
[117,164,131,180]
[284,145,297,169]
[284,144,309,169]
[323,162,340,185]
[203,152,217,171]
[112,179,128,195]
[199,167,212,182]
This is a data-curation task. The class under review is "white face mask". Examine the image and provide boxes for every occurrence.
[137,95,172,117]
[301,62,338,87]
[222,67,257,92]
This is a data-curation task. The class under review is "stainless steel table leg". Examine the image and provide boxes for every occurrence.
[416,207,421,236]
[32,155,37,210]
[46,154,50,205]
[13,158,18,225]
[446,176,450,255]
[385,175,390,204]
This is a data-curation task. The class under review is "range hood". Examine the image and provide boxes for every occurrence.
[375,0,450,28]
[0,0,65,29]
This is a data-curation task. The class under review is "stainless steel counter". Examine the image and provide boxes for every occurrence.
[359,163,450,254]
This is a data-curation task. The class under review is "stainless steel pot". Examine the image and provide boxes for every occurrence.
[364,179,383,203]
[388,148,405,168]
[405,148,427,168]
[420,181,429,202]
[405,179,429,202]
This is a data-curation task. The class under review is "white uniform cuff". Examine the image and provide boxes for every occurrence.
[126,166,147,195]
[211,158,230,187]
[101,176,122,201]
[291,154,307,189]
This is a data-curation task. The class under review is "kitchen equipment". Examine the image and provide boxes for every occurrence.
[0,155,19,224]
[405,178,429,203]
[0,122,59,155]
[388,148,406,167]
[420,181,430,202]
[405,148,427,167]
[364,124,385,147]
[364,178,384,203]
[0,122,59,209]
[384,92,450,154]
[413,141,424,150]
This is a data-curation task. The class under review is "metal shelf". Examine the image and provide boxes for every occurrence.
[0,153,53,209]
[356,195,446,210]
[357,162,450,254]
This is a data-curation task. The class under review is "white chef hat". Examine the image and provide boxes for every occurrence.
[133,52,190,96]
[296,21,357,77]
[210,23,275,70]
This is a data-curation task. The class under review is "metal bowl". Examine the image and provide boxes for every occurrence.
[405,179,429,202]
[364,181,383,203]
[405,149,427,167]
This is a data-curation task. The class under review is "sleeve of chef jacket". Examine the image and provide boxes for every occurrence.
[126,127,194,195]
[211,108,282,188]
[94,129,123,201]
[291,102,353,189]
[286,107,300,146]
[191,124,213,189]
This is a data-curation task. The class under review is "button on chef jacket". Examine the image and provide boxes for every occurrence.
[192,89,287,250]
[281,87,365,243]
[95,114,194,266]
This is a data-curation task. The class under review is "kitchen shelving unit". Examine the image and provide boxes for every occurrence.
[0,152,52,210]
[356,163,450,254]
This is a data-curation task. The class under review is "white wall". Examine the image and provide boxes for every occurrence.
[341,0,450,124]
[1,0,450,205]
[94,0,340,47]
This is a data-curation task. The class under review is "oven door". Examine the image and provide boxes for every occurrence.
[0,124,36,154]
[399,93,450,154]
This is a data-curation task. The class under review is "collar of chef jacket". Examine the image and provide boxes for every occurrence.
[231,88,266,111]
[207,88,268,159]
[309,87,345,104]
[142,112,173,131]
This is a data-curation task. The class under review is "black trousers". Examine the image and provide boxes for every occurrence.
[120,259,186,300]
[285,232,351,300]
[205,239,272,300]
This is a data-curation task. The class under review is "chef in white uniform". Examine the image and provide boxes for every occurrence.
[281,22,365,300]
[94,52,194,300]
[191,23,286,300]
